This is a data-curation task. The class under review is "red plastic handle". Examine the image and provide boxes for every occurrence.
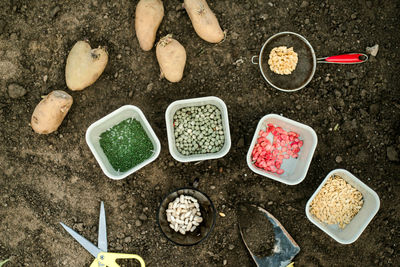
[323,53,367,63]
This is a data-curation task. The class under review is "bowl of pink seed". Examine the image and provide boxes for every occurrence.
[246,114,318,185]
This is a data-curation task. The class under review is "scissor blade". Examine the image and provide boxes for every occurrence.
[60,222,102,258]
[98,201,107,252]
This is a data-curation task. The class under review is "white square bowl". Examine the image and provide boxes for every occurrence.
[86,105,161,180]
[246,114,318,185]
[165,96,231,162]
[305,169,380,244]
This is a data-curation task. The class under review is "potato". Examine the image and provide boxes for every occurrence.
[184,0,224,43]
[31,90,73,134]
[65,41,108,91]
[135,0,164,51]
[156,34,186,83]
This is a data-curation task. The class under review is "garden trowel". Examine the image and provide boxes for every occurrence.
[238,204,300,267]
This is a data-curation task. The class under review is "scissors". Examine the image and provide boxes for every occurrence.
[60,202,145,267]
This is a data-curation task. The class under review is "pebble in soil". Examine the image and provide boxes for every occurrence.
[99,118,154,172]
[173,104,225,156]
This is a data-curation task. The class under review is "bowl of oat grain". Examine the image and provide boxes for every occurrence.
[305,169,380,244]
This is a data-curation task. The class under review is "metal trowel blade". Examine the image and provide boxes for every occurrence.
[238,204,300,267]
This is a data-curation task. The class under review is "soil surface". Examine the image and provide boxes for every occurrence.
[238,204,275,257]
[0,0,399,266]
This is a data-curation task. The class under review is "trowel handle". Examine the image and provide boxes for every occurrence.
[317,53,368,64]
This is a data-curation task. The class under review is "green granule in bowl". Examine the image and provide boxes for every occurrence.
[99,118,154,172]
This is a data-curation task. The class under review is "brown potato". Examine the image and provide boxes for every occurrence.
[184,0,224,43]
[156,34,186,83]
[31,90,73,134]
[65,41,108,91]
[135,0,164,51]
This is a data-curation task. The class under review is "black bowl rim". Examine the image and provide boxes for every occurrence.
[156,187,217,246]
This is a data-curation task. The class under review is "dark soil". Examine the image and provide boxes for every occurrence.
[0,0,399,266]
[238,204,275,257]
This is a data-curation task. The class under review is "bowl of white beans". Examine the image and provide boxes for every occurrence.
[157,188,216,246]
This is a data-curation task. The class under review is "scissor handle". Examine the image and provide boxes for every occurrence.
[90,252,145,267]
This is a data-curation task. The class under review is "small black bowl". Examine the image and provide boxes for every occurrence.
[157,187,216,246]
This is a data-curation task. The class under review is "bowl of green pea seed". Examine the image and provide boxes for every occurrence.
[165,96,231,162]
[86,105,161,180]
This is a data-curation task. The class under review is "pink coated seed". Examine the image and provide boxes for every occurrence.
[260,142,267,147]
[251,126,302,176]
[275,161,281,169]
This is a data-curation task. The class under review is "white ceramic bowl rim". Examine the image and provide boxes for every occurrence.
[165,96,231,163]
[85,105,161,180]
[246,114,318,185]
[305,168,380,244]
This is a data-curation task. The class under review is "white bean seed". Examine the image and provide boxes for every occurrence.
[166,195,203,235]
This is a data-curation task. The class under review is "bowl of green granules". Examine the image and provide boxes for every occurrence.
[86,105,161,180]
[165,96,231,162]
